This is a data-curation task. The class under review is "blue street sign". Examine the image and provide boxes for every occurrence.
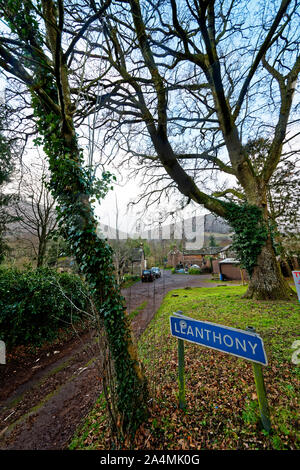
[170,313,268,366]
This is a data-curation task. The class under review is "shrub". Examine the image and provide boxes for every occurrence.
[123,274,140,282]
[121,273,140,287]
[188,268,202,274]
[0,266,92,348]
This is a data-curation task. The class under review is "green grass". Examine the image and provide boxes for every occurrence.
[69,285,300,450]
[128,301,148,321]
[69,393,108,450]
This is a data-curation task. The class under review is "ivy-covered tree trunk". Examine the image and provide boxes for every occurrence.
[50,132,148,434]
[244,235,292,300]
[0,0,148,437]
[47,130,148,433]
[224,192,295,301]
[41,1,148,435]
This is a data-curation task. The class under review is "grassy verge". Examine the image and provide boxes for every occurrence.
[121,276,141,289]
[200,278,245,284]
[128,301,148,321]
[69,285,299,450]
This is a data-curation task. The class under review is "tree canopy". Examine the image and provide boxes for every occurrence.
[0,1,299,294]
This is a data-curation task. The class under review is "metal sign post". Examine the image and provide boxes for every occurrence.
[178,338,185,410]
[246,327,271,432]
[175,310,186,410]
[170,312,271,431]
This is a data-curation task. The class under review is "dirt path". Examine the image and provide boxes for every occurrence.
[0,271,219,450]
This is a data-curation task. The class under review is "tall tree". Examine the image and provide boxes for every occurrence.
[0,0,148,436]
[81,0,299,300]
[12,158,58,267]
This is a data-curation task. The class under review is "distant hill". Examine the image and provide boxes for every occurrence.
[203,213,232,246]
[7,204,232,249]
[97,213,232,248]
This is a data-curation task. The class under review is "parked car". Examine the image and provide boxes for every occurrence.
[191,264,200,269]
[151,267,161,278]
[141,269,154,282]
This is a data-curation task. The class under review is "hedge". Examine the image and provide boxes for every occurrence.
[0,266,92,348]
[188,268,202,274]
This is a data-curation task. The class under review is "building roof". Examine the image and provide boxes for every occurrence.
[219,244,232,252]
[169,245,232,257]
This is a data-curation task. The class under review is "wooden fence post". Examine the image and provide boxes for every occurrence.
[247,326,271,432]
